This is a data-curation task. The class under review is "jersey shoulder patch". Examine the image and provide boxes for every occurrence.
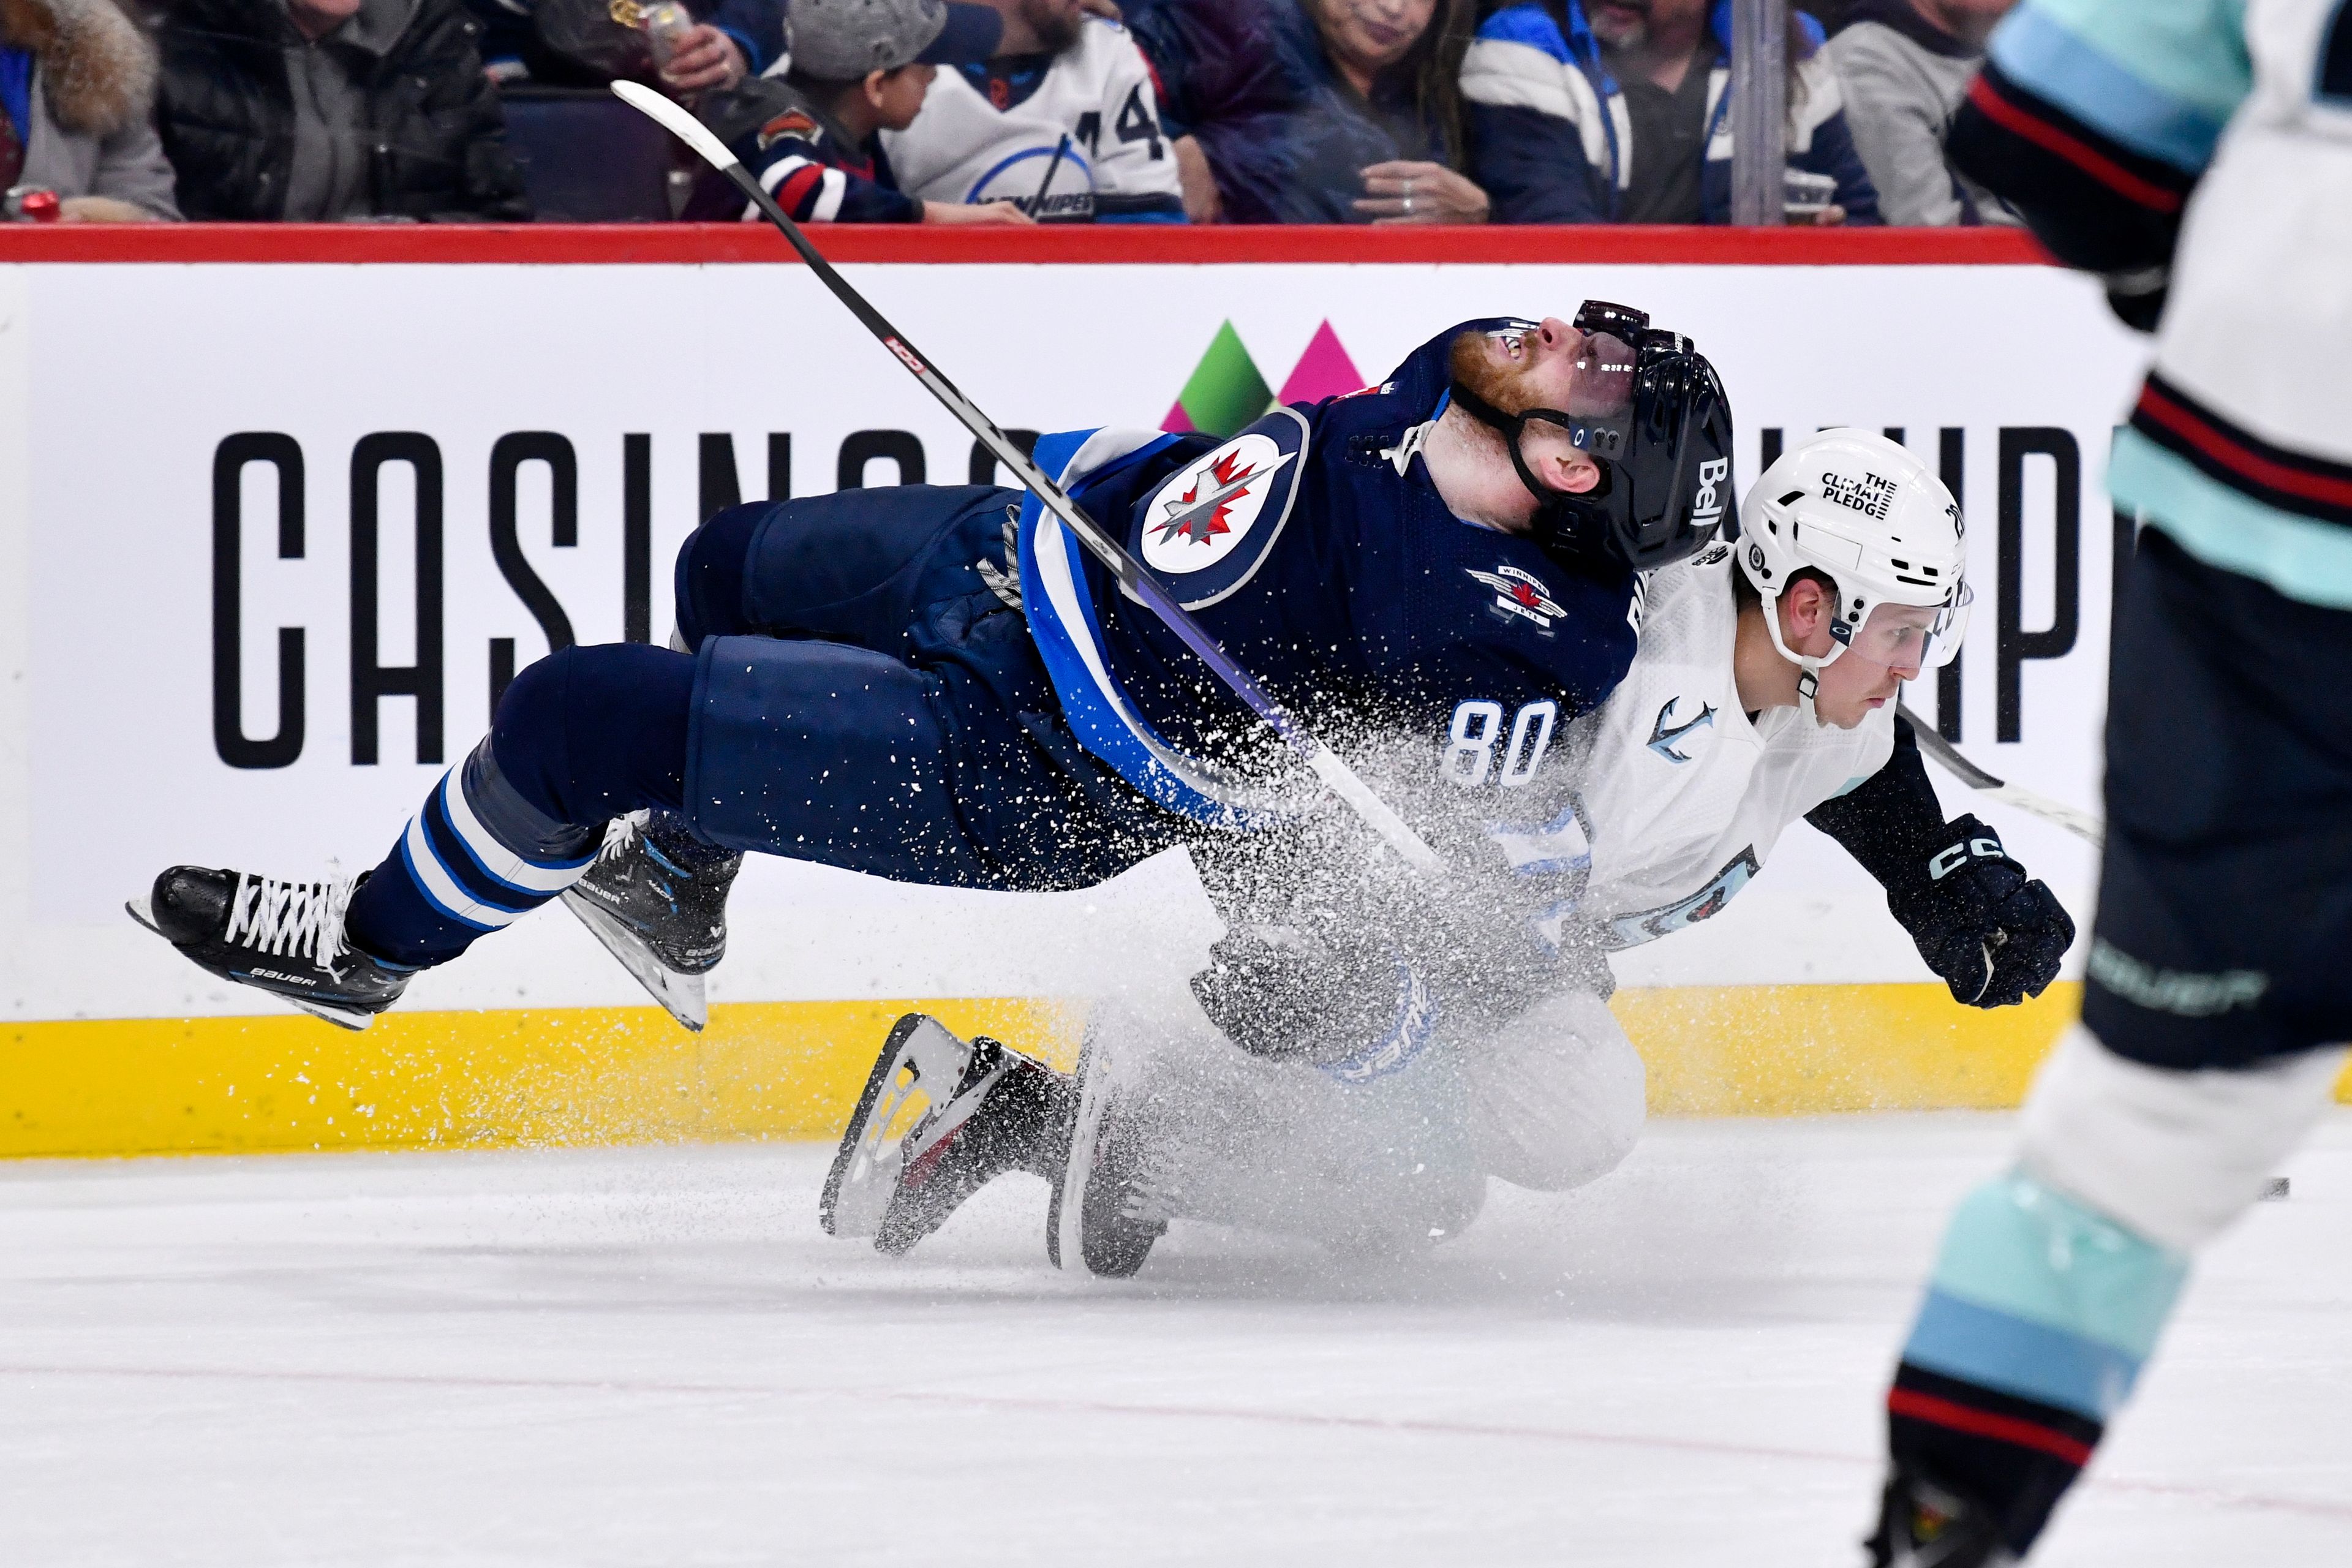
[1131,407,1308,610]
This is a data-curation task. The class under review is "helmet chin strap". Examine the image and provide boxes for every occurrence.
[1447,379,1566,517]
[1758,588,1841,727]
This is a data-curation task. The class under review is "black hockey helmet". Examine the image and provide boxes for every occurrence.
[1448,301,1737,573]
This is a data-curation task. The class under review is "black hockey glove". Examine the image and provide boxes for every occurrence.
[1189,927,1402,1065]
[1885,820,2075,1008]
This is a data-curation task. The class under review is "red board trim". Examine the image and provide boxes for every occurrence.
[0,223,2049,267]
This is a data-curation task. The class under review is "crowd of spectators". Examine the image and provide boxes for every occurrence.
[0,0,2021,225]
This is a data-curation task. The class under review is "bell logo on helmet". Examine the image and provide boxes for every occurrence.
[1691,458,1730,527]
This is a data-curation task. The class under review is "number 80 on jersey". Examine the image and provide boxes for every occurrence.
[1441,699,1558,789]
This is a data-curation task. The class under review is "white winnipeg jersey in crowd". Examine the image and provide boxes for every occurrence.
[1488,546,1894,951]
[880,18,1185,219]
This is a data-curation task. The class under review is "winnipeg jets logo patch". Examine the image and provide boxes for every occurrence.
[1646,697,1716,763]
[1468,564,1564,632]
[1142,434,1292,574]
[1131,409,1311,611]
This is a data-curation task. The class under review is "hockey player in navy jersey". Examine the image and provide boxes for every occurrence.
[823,430,2071,1275]
[131,306,1734,1035]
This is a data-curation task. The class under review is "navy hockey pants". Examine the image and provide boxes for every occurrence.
[347,484,1186,967]
[2085,530,2352,1069]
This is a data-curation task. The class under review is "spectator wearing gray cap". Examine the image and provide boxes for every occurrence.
[687,0,1032,222]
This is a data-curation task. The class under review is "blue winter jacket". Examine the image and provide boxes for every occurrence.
[1461,0,1879,224]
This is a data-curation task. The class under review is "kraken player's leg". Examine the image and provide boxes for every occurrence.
[1870,538,2352,1564]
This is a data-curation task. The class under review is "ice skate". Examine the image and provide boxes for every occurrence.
[1867,1470,2013,1568]
[562,811,741,1032]
[873,1032,1069,1257]
[1049,1029,1169,1278]
[128,867,408,1031]
[824,1014,990,1237]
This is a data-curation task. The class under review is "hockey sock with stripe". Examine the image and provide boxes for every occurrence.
[345,738,601,967]
[344,643,698,968]
[1883,1168,2189,1555]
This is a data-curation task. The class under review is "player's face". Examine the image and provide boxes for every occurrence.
[1455,318,1634,419]
[1779,578,1921,728]
[1811,643,1912,728]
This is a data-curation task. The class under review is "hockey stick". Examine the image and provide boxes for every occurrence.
[612,83,1441,872]
[1896,701,2104,846]
[1027,133,1071,218]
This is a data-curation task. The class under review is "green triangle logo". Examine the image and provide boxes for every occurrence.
[1163,320,1275,440]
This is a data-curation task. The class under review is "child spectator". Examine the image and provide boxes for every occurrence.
[1462,0,1879,224]
[0,0,179,219]
[1825,0,2015,225]
[687,0,1031,224]
[881,0,1186,222]
[155,0,529,221]
[1129,0,1490,225]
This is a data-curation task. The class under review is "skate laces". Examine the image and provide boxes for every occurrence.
[225,872,354,966]
[595,810,649,864]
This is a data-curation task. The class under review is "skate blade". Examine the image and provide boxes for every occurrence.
[129,894,374,1031]
[564,892,707,1032]
[1051,1029,1115,1273]
[282,994,375,1031]
[823,1014,973,1239]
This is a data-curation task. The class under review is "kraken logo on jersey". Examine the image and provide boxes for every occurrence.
[1134,409,1309,609]
[1646,697,1716,763]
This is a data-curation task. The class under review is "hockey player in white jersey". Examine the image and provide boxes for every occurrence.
[825,429,2078,1271]
[880,0,1187,221]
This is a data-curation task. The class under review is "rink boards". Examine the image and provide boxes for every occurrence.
[1,227,2341,1155]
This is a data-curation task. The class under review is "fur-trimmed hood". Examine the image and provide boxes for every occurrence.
[0,0,156,137]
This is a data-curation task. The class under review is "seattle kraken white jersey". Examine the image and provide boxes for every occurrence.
[1488,546,1895,951]
[880,19,1186,221]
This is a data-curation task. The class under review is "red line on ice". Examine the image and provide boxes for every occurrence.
[4,1362,2348,1525]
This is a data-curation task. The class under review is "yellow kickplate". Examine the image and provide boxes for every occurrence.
[0,998,1083,1158]
[2,984,2343,1158]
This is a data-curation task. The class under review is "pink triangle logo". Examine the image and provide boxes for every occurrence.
[1275,321,1366,405]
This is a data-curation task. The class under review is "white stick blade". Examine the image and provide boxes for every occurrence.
[611,80,741,173]
[1305,748,1443,872]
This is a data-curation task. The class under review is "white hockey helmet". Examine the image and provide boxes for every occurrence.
[1736,428,1972,720]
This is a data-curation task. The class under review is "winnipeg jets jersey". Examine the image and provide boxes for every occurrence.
[1014,320,1638,827]
[1492,546,1895,951]
[880,18,1186,221]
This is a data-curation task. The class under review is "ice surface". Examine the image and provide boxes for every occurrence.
[2,1114,2346,1566]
